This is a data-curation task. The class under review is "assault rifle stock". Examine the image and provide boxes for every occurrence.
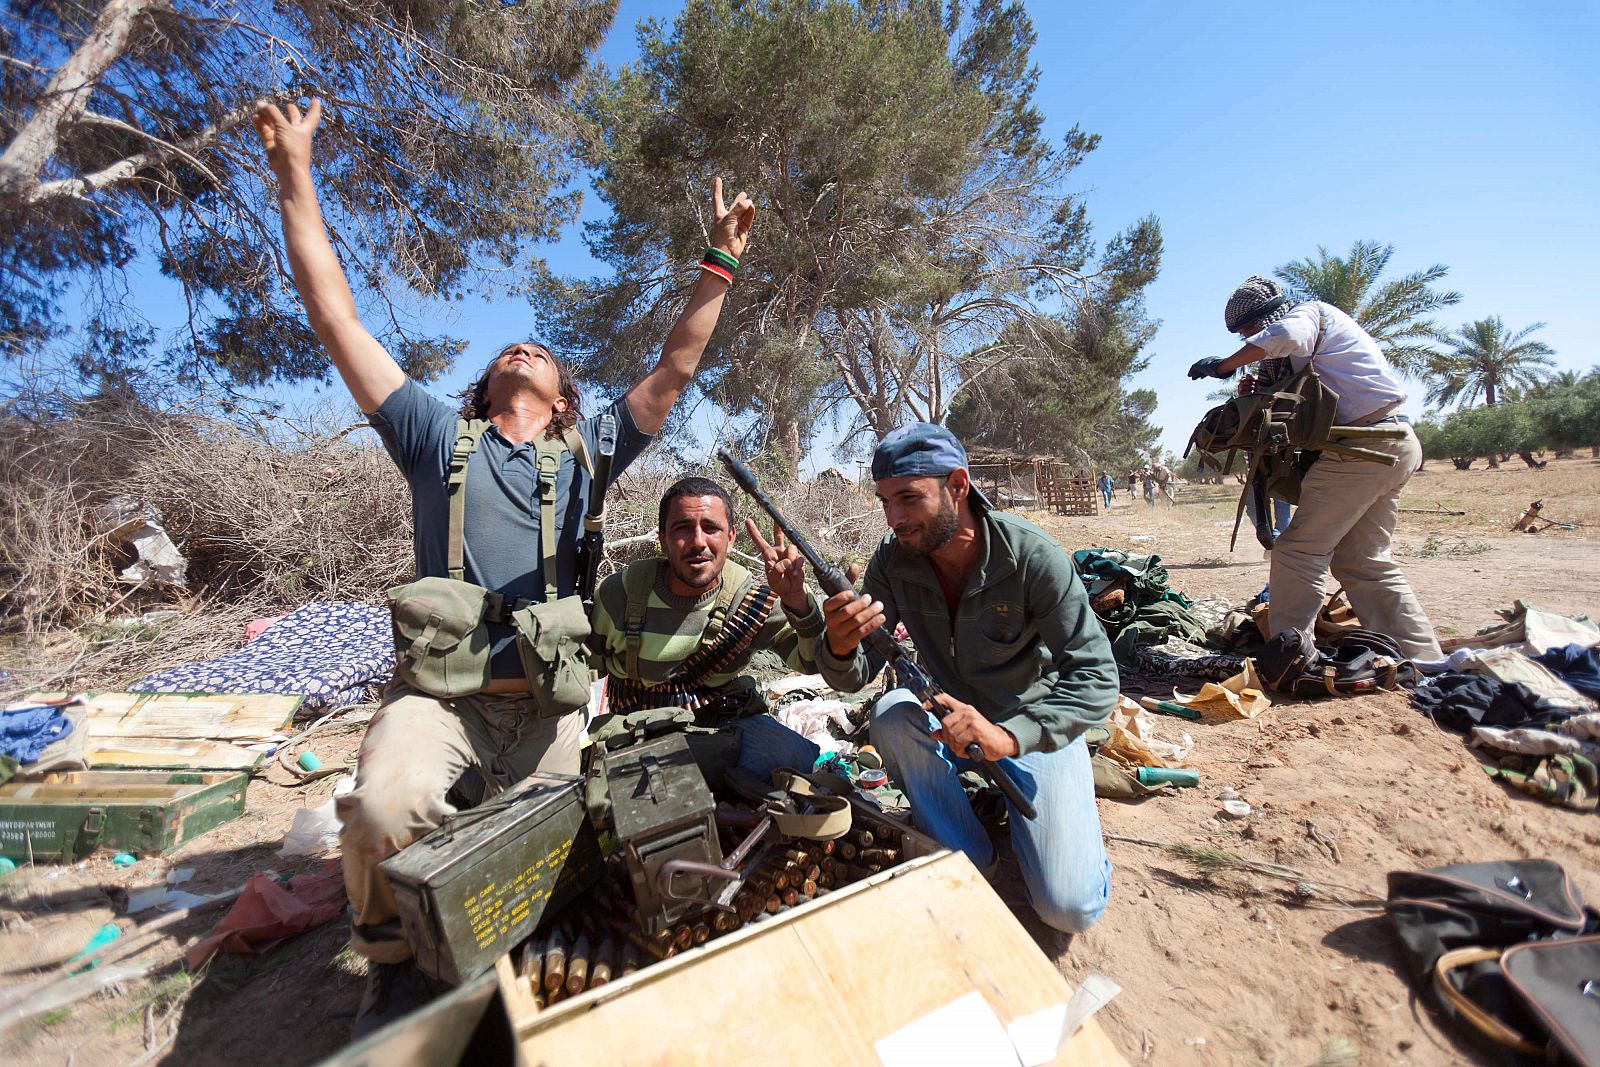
[717,449,1037,822]
[576,413,617,607]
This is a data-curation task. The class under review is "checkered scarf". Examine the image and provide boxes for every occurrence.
[1224,275,1295,334]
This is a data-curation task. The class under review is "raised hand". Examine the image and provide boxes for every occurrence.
[710,177,756,260]
[253,98,323,181]
[744,519,808,614]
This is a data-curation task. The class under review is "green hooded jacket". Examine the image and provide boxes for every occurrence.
[817,506,1117,755]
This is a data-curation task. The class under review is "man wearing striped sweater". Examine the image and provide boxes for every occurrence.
[587,477,825,779]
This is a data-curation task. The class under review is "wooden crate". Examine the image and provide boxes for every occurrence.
[1035,462,1098,516]
[501,849,1127,1066]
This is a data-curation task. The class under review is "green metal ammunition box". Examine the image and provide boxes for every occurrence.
[0,770,248,860]
[380,772,603,986]
[596,733,722,934]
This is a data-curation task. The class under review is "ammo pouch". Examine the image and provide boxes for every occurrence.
[510,595,593,719]
[386,575,495,698]
[1386,860,1600,1065]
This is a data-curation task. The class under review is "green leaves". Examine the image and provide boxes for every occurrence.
[1425,316,1556,408]
[2,0,614,392]
[555,0,1156,467]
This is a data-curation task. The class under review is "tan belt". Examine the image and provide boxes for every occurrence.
[482,676,533,695]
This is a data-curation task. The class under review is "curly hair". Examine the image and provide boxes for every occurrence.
[456,342,582,440]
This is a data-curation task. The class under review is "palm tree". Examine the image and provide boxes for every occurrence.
[1275,240,1461,376]
[1425,317,1556,407]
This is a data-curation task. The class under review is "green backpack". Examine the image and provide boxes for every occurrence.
[1185,319,1405,552]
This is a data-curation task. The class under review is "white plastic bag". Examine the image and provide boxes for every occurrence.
[278,776,355,856]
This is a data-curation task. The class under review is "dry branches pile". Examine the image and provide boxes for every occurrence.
[0,399,409,691]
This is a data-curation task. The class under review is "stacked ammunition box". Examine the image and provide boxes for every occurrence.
[512,804,914,1006]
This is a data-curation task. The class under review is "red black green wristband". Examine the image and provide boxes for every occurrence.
[699,246,738,283]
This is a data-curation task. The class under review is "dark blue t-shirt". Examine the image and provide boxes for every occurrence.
[368,378,651,676]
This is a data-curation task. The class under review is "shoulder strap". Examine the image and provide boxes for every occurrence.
[621,559,658,679]
[703,560,753,643]
[532,433,571,602]
[447,418,491,582]
[562,425,593,477]
[670,574,774,688]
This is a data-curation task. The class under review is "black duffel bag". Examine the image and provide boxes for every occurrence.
[1386,860,1600,1065]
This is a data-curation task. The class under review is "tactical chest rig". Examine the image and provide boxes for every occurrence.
[385,418,597,712]
[1183,308,1408,552]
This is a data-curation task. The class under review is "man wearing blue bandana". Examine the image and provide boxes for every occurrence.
[818,423,1116,935]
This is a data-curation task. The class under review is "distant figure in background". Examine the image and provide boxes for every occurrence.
[1098,471,1115,509]
[1152,463,1177,506]
[1140,469,1157,507]
[1127,471,1138,501]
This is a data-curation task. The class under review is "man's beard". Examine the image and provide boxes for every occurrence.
[901,493,959,556]
[669,555,719,590]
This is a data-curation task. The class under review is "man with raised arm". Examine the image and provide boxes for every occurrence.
[253,98,755,1033]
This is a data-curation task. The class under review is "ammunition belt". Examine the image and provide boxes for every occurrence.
[607,582,778,716]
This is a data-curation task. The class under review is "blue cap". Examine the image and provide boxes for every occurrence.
[871,423,993,509]
[871,422,968,480]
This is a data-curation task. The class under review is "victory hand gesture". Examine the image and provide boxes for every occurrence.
[253,97,323,181]
[744,519,808,614]
[710,177,756,260]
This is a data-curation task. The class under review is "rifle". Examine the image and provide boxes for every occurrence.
[576,413,617,607]
[718,449,1037,822]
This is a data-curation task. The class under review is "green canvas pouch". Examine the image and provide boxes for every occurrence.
[386,576,494,698]
[511,595,594,719]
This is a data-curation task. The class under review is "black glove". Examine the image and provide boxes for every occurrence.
[1187,356,1230,380]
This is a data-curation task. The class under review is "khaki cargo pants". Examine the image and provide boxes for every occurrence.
[337,678,583,963]
[1266,422,1443,661]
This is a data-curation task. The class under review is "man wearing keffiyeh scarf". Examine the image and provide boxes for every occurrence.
[1183,274,1442,662]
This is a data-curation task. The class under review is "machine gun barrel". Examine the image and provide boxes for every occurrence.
[717,449,1036,821]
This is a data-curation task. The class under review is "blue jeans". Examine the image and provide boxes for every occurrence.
[733,713,821,782]
[869,689,1112,933]
[1100,486,1113,507]
[1245,493,1294,540]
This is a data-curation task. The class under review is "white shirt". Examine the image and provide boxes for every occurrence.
[1246,301,1406,423]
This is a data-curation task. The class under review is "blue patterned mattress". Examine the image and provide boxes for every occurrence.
[134,601,393,713]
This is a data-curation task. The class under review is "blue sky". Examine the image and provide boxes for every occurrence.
[109,0,1600,466]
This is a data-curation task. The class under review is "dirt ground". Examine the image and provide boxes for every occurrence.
[4,455,1598,1066]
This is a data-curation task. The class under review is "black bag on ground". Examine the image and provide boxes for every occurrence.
[1253,627,1415,697]
[1386,860,1600,1065]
